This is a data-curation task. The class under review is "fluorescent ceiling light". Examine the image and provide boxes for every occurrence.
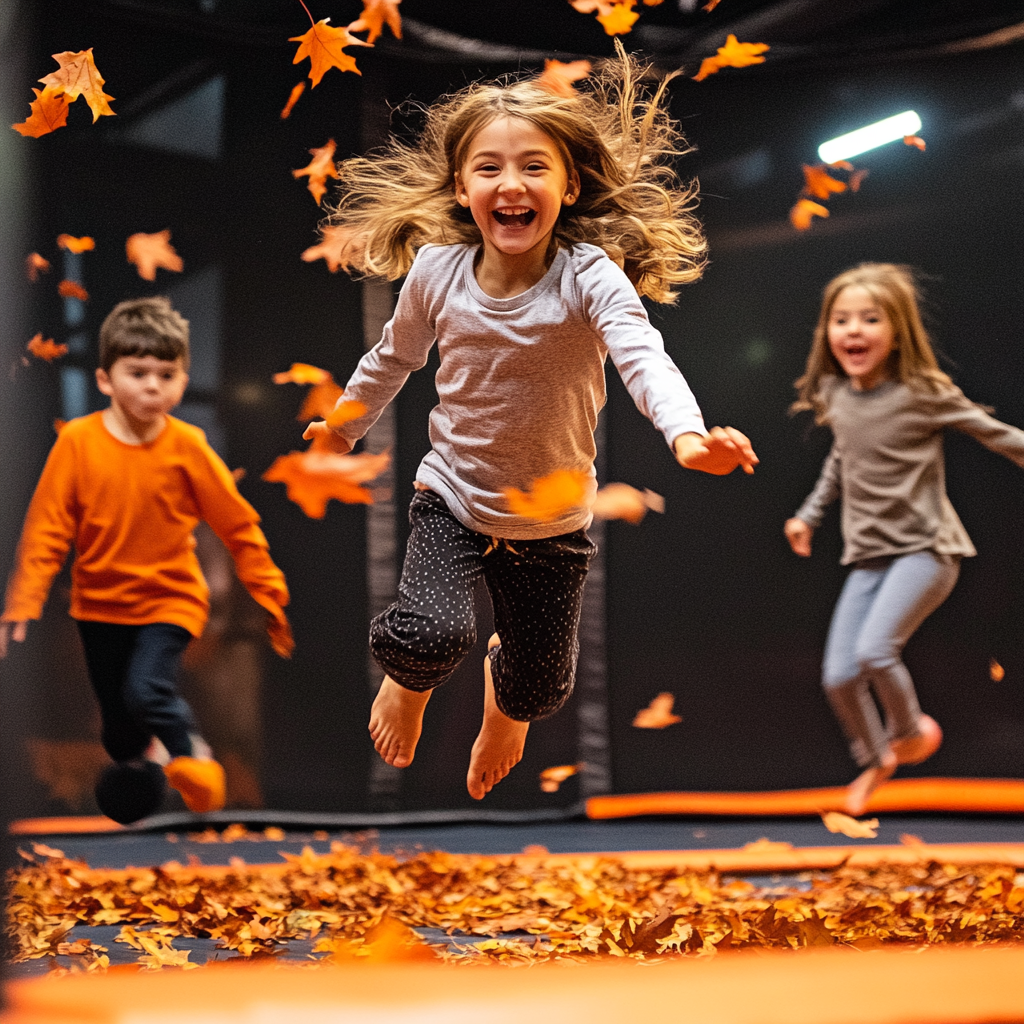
[817,110,922,164]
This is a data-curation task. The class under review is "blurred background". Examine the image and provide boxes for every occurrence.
[1,0,1022,822]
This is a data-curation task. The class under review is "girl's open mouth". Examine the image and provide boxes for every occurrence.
[493,209,536,227]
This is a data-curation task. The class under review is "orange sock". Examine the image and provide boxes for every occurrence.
[164,757,226,813]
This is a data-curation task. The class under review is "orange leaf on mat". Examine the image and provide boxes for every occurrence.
[989,658,1005,682]
[820,811,879,839]
[802,164,847,200]
[633,692,682,729]
[58,280,89,301]
[38,49,115,122]
[903,135,926,151]
[293,139,339,206]
[790,198,829,231]
[301,225,366,273]
[26,334,68,362]
[348,0,403,44]
[57,234,95,253]
[126,230,183,280]
[290,19,369,87]
[504,469,589,522]
[262,450,388,518]
[25,253,51,281]
[280,81,305,119]
[537,59,592,97]
[693,34,769,81]
[11,86,70,138]
[539,764,582,793]
[273,362,331,385]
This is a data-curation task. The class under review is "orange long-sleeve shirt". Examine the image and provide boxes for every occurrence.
[3,413,292,653]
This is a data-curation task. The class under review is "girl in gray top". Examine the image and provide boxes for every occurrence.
[785,264,1024,814]
[305,48,758,800]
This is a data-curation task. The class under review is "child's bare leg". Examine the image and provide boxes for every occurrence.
[467,634,529,800]
[844,748,897,816]
[369,676,432,768]
[890,713,942,765]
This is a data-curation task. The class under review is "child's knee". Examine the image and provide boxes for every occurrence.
[491,656,575,721]
[370,616,476,679]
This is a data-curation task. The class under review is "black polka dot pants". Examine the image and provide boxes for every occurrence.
[370,489,596,721]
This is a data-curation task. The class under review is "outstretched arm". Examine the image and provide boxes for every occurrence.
[674,428,758,475]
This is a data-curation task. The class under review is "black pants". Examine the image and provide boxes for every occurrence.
[370,489,596,721]
[77,621,196,761]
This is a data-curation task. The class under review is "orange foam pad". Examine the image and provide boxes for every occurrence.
[5,945,1024,1024]
[586,777,1024,819]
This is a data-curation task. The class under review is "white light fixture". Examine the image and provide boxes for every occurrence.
[817,110,922,164]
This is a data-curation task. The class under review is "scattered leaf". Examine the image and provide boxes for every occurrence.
[301,225,366,273]
[348,0,403,44]
[568,0,615,16]
[125,230,183,280]
[539,764,582,792]
[264,827,285,841]
[290,19,369,88]
[820,811,879,839]
[280,81,306,119]
[11,86,70,138]
[57,234,95,253]
[231,467,246,482]
[693,34,769,81]
[989,658,1004,682]
[25,253,51,281]
[38,49,115,122]
[537,59,592,97]
[299,380,345,422]
[504,469,589,521]
[31,843,66,859]
[598,1,640,35]
[904,135,926,151]
[591,483,663,524]
[802,164,847,200]
[521,844,549,855]
[293,139,339,205]
[26,334,68,362]
[900,833,925,847]
[703,0,722,10]
[58,280,89,301]
[790,198,829,231]
[325,398,368,429]
[262,449,387,518]
[273,363,332,386]
[632,692,682,729]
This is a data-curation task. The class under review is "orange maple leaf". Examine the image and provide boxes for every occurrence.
[348,0,403,44]
[632,692,682,728]
[273,363,332,385]
[262,450,387,518]
[293,139,339,206]
[301,225,366,273]
[539,764,582,793]
[903,134,926,151]
[57,234,95,253]
[38,49,115,122]
[26,334,68,362]
[290,19,369,88]
[989,658,1005,682]
[693,34,769,81]
[299,381,345,422]
[280,82,305,119]
[591,482,663,524]
[25,253,51,281]
[325,398,368,430]
[126,230,183,280]
[504,469,590,521]
[802,164,847,200]
[598,1,640,35]
[702,0,723,10]
[58,280,89,301]
[537,59,592,98]
[569,0,615,15]
[790,198,829,231]
[12,86,71,138]
[820,811,879,839]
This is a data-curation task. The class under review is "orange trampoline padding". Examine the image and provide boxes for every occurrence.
[5,945,1024,1024]
[586,777,1024,819]
[8,816,122,836]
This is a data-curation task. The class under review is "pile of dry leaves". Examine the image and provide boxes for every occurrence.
[7,841,1023,971]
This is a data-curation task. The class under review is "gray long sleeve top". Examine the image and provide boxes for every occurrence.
[795,376,1024,564]
[337,242,708,539]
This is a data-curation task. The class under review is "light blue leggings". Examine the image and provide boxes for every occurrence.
[822,550,960,767]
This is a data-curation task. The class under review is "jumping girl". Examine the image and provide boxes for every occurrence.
[304,48,757,800]
[785,263,1024,814]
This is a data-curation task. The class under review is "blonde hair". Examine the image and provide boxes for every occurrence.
[325,44,705,303]
[792,263,952,421]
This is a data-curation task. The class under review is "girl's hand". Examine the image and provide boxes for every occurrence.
[302,421,353,454]
[674,427,758,475]
[784,518,813,557]
[0,621,28,659]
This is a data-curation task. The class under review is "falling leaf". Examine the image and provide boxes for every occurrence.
[790,198,829,231]
[348,0,403,44]
[231,467,246,482]
[820,811,879,839]
[537,59,592,98]
[38,49,115,122]
[569,0,615,15]
[58,280,89,301]
[11,86,71,138]
[693,34,770,81]
[632,692,682,728]
[989,659,1005,682]
[273,363,332,386]
[293,139,339,206]
[31,843,66,859]
[26,334,68,362]
[301,225,366,273]
[57,234,95,253]
[802,164,847,200]
[591,483,663,524]
[598,1,640,35]
[539,764,582,792]
[504,469,589,521]
[25,253,51,281]
[325,398,368,429]
[126,229,183,280]
[290,19,369,88]
[904,135,926,151]
[299,381,344,422]
[702,0,722,10]
[280,81,306,119]
[262,449,387,518]
[849,168,869,191]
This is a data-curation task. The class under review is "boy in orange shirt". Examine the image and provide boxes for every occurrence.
[1,297,292,822]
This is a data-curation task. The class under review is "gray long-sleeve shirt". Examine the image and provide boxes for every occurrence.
[337,243,707,539]
[795,376,1024,564]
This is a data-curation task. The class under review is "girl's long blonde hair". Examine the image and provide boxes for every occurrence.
[792,263,953,422]
[326,44,705,303]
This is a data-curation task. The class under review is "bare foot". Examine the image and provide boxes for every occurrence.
[467,636,529,800]
[844,750,897,816]
[369,676,431,768]
[891,714,942,765]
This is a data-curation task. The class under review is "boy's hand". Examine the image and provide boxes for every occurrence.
[674,427,758,476]
[302,421,353,454]
[0,621,27,659]
[784,517,813,557]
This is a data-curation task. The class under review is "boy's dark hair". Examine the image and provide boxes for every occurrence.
[99,296,190,371]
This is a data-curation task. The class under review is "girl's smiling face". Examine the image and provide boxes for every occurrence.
[455,116,579,263]
[827,285,897,390]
